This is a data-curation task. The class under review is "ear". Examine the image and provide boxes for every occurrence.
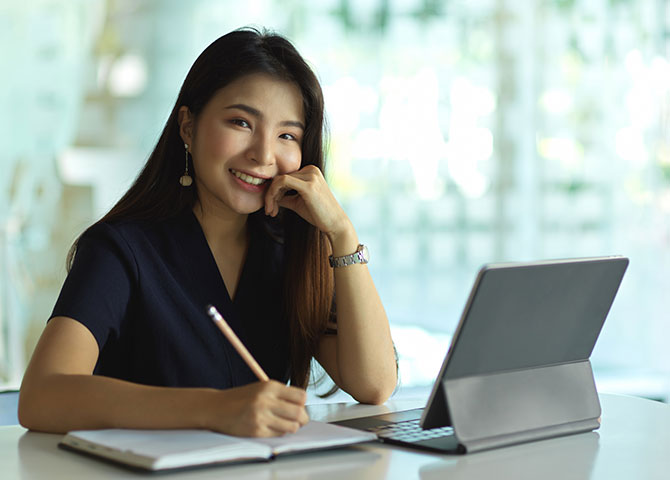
[178,106,194,147]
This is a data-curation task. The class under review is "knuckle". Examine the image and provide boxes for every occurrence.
[288,405,301,418]
[250,397,266,411]
[250,410,264,426]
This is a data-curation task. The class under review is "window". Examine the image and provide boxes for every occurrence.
[2,0,669,400]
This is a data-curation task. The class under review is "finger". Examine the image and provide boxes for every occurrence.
[260,381,307,405]
[265,176,303,216]
[279,400,309,426]
[298,408,310,426]
[274,385,307,405]
[276,194,301,215]
[275,164,321,183]
[265,165,322,211]
[271,387,309,426]
[254,405,304,436]
[270,402,309,426]
[246,418,301,438]
[264,417,302,436]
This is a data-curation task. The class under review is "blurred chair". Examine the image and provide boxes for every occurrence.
[0,390,19,426]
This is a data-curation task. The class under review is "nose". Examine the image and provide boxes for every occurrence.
[247,133,274,166]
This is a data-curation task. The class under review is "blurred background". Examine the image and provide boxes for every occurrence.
[1,0,669,401]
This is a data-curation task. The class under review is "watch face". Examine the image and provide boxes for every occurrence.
[359,245,370,263]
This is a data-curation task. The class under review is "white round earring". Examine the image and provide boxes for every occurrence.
[180,143,193,187]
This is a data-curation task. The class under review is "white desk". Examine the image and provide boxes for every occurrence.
[1,393,668,479]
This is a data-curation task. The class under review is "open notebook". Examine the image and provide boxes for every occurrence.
[59,421,376,472]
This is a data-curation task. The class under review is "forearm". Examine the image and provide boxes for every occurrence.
[267,170,397,403]
[327,228,398,403]
[19,373,216,433]
[20,317,308,437]
[333,270,397,402]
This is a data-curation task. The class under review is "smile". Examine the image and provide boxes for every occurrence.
[230,169,269,186]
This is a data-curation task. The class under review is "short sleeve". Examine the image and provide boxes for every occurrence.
[51,223,138,350]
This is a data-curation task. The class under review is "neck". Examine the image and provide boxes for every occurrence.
[192,200,248,251]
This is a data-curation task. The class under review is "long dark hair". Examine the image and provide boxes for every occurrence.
[68,27,333,388]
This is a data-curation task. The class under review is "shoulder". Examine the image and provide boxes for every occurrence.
[79,218,151,254]
[72,221,143,279]
[75,214,184,267]
[82,212,192,247]
[76,210,207,273]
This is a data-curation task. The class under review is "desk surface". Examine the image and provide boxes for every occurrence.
[1,393,669,479]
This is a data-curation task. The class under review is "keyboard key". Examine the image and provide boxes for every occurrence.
[368,419,454,443]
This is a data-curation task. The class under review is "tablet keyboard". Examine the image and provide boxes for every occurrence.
[368,419,454,443]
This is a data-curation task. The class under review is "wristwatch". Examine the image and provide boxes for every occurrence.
[329,244,370,268]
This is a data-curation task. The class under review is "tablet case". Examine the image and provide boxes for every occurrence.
[420,257,628,453]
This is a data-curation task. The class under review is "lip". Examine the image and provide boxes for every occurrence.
[229,168,272,181]
[229,168,271,193]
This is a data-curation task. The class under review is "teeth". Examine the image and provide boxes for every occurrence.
[232,169,267,186]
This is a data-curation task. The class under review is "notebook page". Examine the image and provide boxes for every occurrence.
[254,421,377,455]
[62,429,271,470]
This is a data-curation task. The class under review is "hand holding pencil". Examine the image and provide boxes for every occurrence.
[205,304,309,437]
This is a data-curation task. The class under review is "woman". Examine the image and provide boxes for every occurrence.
[18,28,397,437]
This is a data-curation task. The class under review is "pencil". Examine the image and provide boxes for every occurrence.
[206,304,270,382]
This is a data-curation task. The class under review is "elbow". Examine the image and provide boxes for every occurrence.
[353,388,393,405]
[17,391,38,430]
[18,385,52,432]
[355,394,389,406]
[351,376,397,405]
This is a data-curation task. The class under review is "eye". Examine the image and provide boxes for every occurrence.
[231,118,250,128]
[279,133,298,141]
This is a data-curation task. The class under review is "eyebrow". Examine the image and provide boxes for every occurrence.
[225,103,305,130]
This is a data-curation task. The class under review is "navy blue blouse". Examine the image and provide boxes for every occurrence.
[51,211,290,389]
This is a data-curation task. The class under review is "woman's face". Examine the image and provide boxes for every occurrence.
[181,73,305,217]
